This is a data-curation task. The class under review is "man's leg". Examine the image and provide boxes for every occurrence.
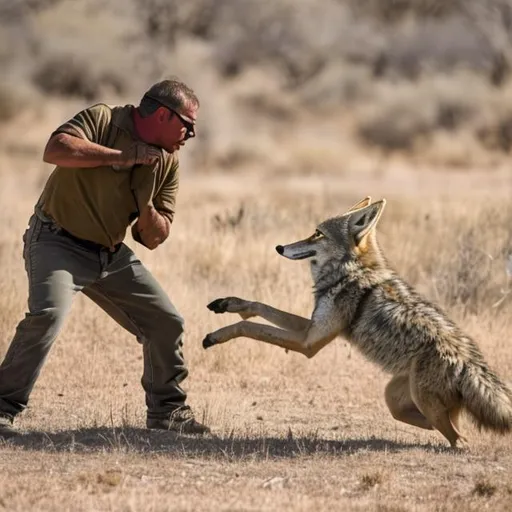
[0,215,96,429]
[84,245,209,433]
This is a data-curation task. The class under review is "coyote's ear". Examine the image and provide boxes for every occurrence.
[348,199,386,245]
[345,196,372,213]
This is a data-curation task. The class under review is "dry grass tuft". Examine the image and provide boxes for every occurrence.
[78,469,123,490]
[472,478,498,497]
[360,471,384,491]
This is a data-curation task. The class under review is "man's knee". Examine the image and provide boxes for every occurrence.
[142,309,184,338]
[165,313,184,337]
[20,306,67,337]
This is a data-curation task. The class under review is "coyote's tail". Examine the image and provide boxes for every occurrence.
[460,362,512,433]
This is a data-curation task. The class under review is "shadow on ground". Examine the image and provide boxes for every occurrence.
[0,427,446,457]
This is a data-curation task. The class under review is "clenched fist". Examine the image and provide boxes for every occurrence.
[113,142,161,171]
[131,205,170,250]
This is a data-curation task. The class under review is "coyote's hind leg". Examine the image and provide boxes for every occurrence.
[385,374,434,430]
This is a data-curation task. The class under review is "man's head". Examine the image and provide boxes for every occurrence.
[135,78,199,153]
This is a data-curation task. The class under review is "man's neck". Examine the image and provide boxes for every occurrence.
[132,108,154,144]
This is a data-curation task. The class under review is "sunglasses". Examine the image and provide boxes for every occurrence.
[143,94,196,140]
[169,109,195,140]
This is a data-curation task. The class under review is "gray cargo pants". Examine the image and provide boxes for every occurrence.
[0,213,188,420]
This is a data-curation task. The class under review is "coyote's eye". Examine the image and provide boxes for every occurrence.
[311,230,324,240]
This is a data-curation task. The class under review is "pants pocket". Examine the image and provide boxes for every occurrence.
[22,215,44,277]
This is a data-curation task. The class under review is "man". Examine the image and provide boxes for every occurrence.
[0,78,210,437]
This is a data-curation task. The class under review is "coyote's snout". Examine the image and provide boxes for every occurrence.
[275,242,316,260]
[203,196,512,448]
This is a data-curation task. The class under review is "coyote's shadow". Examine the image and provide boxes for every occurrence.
[2,427,446,456]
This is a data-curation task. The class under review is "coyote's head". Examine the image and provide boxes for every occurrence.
[275,196,386,271]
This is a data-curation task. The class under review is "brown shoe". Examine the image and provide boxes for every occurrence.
[0,413,17,439]
[147,406,211,435]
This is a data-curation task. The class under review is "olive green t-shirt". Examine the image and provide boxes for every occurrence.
[36,103,179,247]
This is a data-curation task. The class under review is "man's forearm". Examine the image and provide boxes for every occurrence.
[143,206,171,239]
[43,133,124,168]
[135,205,171,249]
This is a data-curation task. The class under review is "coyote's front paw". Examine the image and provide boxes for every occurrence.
[202,333,217,350]
[207,297,254,319]
[207,298,231,314]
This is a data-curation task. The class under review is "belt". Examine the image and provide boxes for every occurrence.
[60,228,121,253]
[34,207,121,253]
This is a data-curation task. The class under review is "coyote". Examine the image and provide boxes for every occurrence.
[202,197,512,448]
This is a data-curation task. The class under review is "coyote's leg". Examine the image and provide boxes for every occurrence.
[422,406,469,449]
[207,297,310,331]
[449,407,469,447]
[202,320,337,358]
[385,374,434,430]
[409,372,469,449]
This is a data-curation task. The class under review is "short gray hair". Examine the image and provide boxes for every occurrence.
[138,78,199,117]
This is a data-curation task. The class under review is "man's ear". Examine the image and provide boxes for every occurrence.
[155,106,168,123]
[348,199,386,245]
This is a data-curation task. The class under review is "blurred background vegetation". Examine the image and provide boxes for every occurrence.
[2,0,512,173]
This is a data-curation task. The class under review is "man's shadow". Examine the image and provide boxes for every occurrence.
[1,427,446,456]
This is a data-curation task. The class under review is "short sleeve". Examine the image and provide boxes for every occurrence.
[154,155,179,225]
[51,103,113,145]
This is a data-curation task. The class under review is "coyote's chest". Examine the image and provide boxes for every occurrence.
[313,280,366,334]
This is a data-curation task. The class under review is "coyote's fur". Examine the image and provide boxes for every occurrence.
[203,196,512,448]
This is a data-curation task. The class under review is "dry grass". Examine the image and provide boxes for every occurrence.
[0,148,511,510]
[0,2,512,509]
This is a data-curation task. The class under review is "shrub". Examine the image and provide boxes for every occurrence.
[32,54,126,101]
[0,83,25,123]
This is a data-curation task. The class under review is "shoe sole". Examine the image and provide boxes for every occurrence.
[0,429,19,440]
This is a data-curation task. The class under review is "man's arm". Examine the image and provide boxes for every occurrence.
[43,132,161,169]
[131,154,179,250]
[43,132,124,168]
[132,205,171,250]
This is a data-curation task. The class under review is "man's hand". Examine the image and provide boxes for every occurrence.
[132,204,170,250]
[113,142,161,171]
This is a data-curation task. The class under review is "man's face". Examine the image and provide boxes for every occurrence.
[157,102,198,153]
